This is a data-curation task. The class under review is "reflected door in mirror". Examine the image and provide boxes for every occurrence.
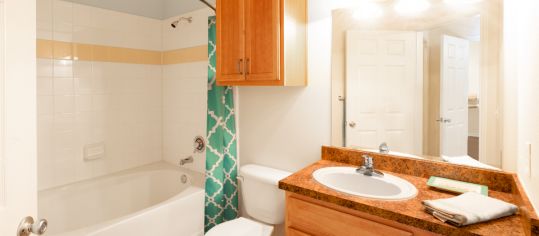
[440,35,470,158]
[345,31,423,155]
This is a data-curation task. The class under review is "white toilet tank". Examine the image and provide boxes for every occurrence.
[240,164,291,225]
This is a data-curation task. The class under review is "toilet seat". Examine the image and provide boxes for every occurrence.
[205,217,274,236]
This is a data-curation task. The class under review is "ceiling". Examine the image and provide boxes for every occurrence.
[65,0,216,19]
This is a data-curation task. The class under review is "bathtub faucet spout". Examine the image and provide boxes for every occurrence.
[179,156,194,166]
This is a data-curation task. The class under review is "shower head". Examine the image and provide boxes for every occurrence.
[171,17,193,28]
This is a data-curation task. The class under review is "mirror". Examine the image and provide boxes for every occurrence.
[331,0,502,170]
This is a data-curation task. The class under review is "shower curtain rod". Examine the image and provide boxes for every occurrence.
[199,0,216,11]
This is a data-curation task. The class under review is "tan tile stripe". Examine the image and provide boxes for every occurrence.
[162,46,208,65]
[36,39,207,65]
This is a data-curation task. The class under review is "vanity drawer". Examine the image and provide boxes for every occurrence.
[287,227,312,236]
[286,195,413,236]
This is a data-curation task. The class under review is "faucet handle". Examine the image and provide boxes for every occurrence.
[379,142,389,154]
[362,155,373,168]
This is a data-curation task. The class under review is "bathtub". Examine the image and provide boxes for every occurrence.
[38,162,205,236]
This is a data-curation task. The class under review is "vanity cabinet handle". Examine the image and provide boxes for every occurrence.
[246,58,250,75]
[238,59,244,75]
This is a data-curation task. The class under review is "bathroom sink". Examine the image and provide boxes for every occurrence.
[312,167,418,201]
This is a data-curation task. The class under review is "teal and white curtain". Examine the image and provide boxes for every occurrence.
[204,16,239,233]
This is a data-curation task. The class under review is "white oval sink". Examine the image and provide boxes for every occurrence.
[312,167,418,201]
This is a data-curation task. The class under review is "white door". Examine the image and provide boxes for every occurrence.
[440,35,470,157]
[346,31,423,154]
[0,0,40,235]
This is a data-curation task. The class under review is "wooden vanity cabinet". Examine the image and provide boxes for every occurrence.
[216,0,307,86]
[285,193,437,236]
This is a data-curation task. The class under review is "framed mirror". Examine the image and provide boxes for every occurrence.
[331,0,502,170]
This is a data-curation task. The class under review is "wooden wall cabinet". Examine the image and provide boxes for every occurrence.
[216,0,307,86]
[285,193,438,236]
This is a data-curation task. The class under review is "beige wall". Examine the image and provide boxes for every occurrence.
[503,0,539,209]
[424,30,442,156]
[237,0,334,173]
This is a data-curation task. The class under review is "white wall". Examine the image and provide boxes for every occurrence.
[162,8,214,174]
[37,0,163,190]
[238,0,334,173]
[468,42,481,98]
[503,0,539,209]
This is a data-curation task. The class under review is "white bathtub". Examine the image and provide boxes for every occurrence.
[38,162,205,236]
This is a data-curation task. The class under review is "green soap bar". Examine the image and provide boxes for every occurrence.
[427,176,489,196]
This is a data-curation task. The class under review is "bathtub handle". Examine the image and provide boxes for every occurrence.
[17,216,48,236]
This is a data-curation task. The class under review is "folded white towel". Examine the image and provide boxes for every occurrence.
[422,192,518,226]
[441,155,500,170]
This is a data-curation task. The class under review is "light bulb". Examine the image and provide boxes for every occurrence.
[353,2,384,20]
[394,0,431,16]
[444,0,483,5]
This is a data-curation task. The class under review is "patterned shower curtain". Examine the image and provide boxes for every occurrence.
[204,16,239,233]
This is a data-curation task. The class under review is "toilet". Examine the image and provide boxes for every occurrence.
[206,164,291,236]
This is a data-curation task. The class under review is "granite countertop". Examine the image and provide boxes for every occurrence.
[279,160,526,236]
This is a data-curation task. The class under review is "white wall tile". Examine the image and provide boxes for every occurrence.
[75,95,93,112]
[53,0,73,42]
[38,77,54,96]
[53,60,73,77]
[37,2,211,190]
[38,59,54,77]
[37,95,54,116]
[54,95,75,114]
[162,8,214,51]
[40,61,163,190]
[54,77,74,95]
[163,62,208,174]
[37,0,53,40]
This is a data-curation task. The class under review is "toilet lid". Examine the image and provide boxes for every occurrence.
[205,217,273,236]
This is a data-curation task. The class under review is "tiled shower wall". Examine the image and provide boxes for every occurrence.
[162,8,213,177]
[37,0,211,190]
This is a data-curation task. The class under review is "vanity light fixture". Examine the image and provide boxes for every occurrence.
[394,0,431,16]
[444,0,483,5]
[353,1,384,20]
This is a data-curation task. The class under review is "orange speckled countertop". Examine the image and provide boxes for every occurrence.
[278,146,539,236]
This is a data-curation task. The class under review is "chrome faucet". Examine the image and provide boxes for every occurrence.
[356,155,384,177]
[179,156,194,166]
[379,142,390,154]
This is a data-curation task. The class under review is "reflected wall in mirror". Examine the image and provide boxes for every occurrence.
[331,0,502,170]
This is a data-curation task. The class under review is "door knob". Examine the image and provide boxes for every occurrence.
[17,216,47,236]
[436,117,452,123]
[348,121,357,128]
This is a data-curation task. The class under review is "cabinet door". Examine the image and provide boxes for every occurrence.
[217,0,245,82]
[245,0,280,81]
